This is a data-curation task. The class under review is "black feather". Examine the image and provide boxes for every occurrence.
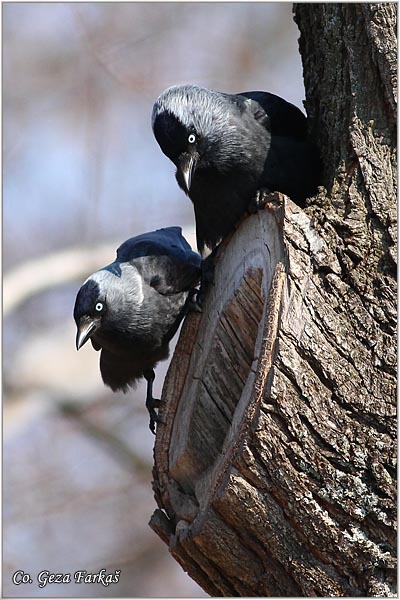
[238,91,308,139]
[117,227,201,295]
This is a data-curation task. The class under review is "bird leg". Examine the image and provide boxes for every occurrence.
[144,369,163,434]
[248,187,273,213]
[193,252,217,307]
[202,252,216,285]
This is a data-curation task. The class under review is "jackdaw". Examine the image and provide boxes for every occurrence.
[152,85,321,255]
[74,227,201,432]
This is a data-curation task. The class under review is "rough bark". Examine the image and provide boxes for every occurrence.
[150,4,397,597]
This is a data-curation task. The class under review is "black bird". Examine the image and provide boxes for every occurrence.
[152,85,321,255]
[73,227,201,432]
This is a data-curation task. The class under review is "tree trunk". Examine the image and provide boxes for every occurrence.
[150,4,397,597]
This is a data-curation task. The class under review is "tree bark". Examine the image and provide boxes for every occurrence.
[150,4,397,597]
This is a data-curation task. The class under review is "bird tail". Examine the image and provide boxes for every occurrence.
[99,350,141,393]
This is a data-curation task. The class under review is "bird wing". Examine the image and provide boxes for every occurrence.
[117,227,191,260]
[238,91,308,140]
[117,227,201,295]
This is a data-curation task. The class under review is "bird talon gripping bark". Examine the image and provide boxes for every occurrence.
[192,253,217,307]
[148,414,158,435]
[146,391,165,435]
[248,187,272,213]
[188,296,203,312]
[147,405,160,434]
[187,287,203,312]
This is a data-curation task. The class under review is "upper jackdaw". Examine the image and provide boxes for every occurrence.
[152,85,321,255]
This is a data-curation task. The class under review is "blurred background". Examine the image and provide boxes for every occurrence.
[3,3,305,597]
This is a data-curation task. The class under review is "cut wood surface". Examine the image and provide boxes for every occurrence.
[150,194,396,596]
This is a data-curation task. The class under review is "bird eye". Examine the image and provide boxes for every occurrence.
[188,133,196,144]
[95,302,104,312]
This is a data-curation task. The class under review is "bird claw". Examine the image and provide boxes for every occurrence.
[187,258,215,311]
[146,394,165,434]
[248,188,272,213]
[149,416,157,435]
[188,252,217,309]
[193,281,209,310]
[188,297,203,312]
[187,288,203,312]
[148,407,165,434]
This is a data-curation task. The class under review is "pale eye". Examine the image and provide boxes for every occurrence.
[188,133,196,144]
[95,302,104,312]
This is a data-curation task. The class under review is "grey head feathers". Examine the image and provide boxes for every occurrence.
[152,85,233,139]
[91,265,144,310]
[88,264,147,339]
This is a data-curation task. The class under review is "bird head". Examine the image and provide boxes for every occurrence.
[73,265,144,351]
[73,277,106,350]
[152,85,248,194]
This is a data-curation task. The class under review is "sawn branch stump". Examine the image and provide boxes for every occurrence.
[150,195,396,597]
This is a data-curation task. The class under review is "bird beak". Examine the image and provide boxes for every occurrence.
[76,316,100,351]
[179,153,197,193]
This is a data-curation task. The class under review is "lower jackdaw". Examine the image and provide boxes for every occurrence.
[73,227,201,432]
